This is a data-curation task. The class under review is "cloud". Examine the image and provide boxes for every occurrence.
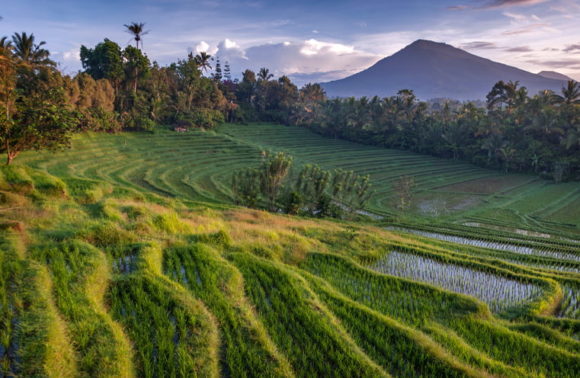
[194,41,212,54]
[502,23,551,35]
[62,48,80,62]
[480,0,549,8]
[505,45,533,52]
[299,39,355,56]
[450,0,549,10]
[527,59,580,68]
[204,38,379,85]
[216,38,247,60]
[448,5,469,10]
[460,41,498,49]
[563,43,580,52]
[503,11,528,20]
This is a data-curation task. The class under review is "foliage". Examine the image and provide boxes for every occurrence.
[0,164,579,377]
[0,68,79,164]
[286,83,580,181]
[231,153,372,219]
[232,167,260,207]
[394,175,415,212]
[80,39,125,88]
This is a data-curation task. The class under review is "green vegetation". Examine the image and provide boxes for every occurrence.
[232,151,371,218]
[1,149,579,376]
[1,24,579,378]
[19,123,580,234]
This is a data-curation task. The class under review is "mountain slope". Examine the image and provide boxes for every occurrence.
[538,70,573,81]
[321,40,567,100]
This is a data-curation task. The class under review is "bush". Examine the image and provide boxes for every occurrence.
[126,114,156,132]
[177,108,225,130]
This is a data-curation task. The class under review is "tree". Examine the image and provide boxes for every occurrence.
[0,72,79,164]
[232,168,261,207]
[194,52,212,73]
[331,169,372,214]
[123,45,150,94]
[224,61,232,81]
[292,83,326,126]
[394,175,415,212]
[293,164,330,215]
[11,32,54,67]
[260,151,293,211]
[300,83,326,103]
[65,73,119,132]
[213,57,222,81]
[237,69,256,104]
[0,36,16,150]
[80,39,125,90]
[257,67,273,81]
[486,80,527,111]
[124,22,148,50]
[554,80,580,105]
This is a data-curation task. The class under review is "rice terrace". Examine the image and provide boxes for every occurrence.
[2,1,580,377]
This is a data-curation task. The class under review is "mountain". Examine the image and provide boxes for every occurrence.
[321,40,568,101]
[537,70,573,81]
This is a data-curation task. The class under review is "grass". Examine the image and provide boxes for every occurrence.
[31,241,134,377]
[1,123,578,376]
[163,244,293,377]
[17,123,580,235]
[370,251,543,313]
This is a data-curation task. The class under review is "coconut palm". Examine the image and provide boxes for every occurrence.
[0,36,12,61]
[194,52,212,73]
[124,22,148,50]
[0,36,11,51]
[486,80,526,110]
[554,80,580,105]
[11,32,54,66]
[257,67,273,81]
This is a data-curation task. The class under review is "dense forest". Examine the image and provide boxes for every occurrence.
[1,26,579,180]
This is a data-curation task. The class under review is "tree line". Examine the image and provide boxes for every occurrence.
[224,64,580,182]
[0,24,230,164]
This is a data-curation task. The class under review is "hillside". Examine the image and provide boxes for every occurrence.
[538,70,574,81]
[1,129,580,376]
[19,123,580,235]
[321,40,568,100]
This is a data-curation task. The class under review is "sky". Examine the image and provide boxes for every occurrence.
[1,0,580,85]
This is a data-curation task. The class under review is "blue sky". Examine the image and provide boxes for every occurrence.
[1,0,579,84]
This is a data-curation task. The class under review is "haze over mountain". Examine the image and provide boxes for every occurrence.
[321,40,569,101]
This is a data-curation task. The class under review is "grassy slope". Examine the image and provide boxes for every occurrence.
[1,125,579,376]
[17,123,580,235]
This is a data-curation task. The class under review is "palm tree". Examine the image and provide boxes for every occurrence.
[257,67,273,81]
[11,32,54,66]
[0,36,11,51]
[554,80,580,105]
[486,80,526,110]
[0,36,12,61]
[124,22,148,50]
[194,52,212,73]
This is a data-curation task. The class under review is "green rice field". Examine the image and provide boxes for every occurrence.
[1,122,579,377]
[19,123,580,236]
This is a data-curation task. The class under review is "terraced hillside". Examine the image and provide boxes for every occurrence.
[0,164,579,377]
[19,123,580,237]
